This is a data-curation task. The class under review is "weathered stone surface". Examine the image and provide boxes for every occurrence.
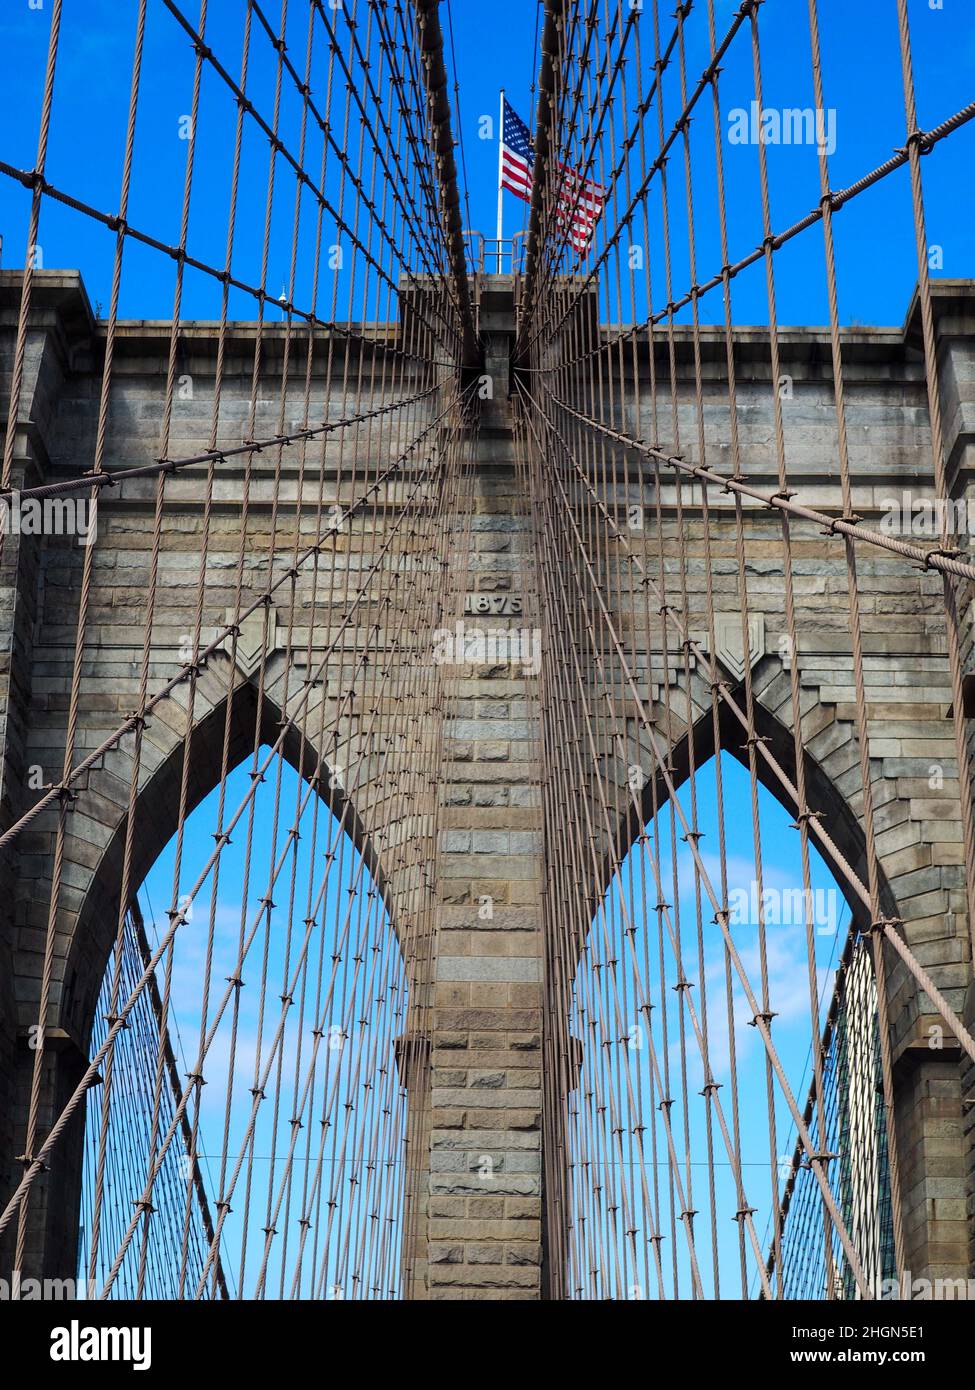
[0,271,972,1302]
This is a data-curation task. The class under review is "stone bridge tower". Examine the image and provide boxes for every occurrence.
[0,268,973,1297]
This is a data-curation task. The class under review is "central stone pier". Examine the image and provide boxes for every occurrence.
[407,277,547,1300]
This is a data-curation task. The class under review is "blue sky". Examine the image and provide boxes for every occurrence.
[81,748,410,1300]
[581,751,852,1298]
[1,0,973,326]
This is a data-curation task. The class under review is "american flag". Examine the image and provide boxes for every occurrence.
[500,98,605,255]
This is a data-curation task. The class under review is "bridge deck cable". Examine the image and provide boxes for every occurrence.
[0,0,477,1301]
[515,0,975,1301]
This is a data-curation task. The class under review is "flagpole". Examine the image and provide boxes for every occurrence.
[496,88,504,273]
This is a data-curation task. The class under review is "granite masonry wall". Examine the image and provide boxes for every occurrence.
[0,270,972,1296]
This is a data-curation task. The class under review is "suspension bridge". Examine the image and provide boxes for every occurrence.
[0,0,973,1306]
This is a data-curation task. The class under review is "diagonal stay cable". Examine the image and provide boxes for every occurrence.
[0,385,437,503]
[531,385,975,1070]
[0,383,462,853]
[0,377,475,1244]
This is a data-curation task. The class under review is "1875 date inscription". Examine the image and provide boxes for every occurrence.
[462,594,523,616]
